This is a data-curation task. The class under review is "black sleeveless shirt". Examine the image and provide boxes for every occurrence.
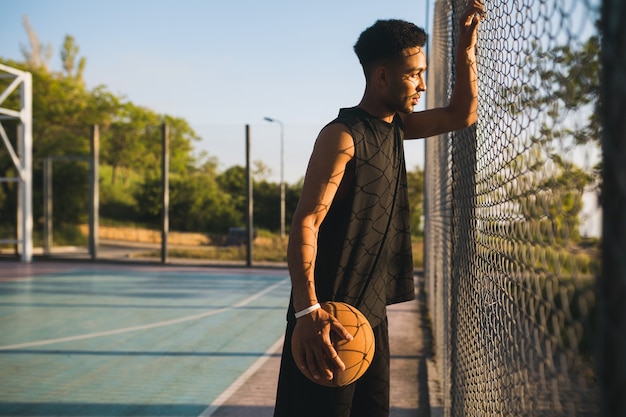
[309,107,415,328]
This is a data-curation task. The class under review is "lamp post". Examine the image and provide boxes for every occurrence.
[263,116,285,239]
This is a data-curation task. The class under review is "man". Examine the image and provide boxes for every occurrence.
[274,2,486,416]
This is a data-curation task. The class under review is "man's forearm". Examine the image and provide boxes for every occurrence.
[446,2,483,128]
[287,222,320,312]
[448,44,479,126]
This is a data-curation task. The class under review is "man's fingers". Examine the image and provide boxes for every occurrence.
[330,316,354,342]
[296,342,324,380]
[469,0,487,20]
[317,347,336,380]
[294,336,339,380]
[327,345,346,372]
[462,1,486,20]
[303,342,336,381]
[305,347,325,380]
[296,340,346,381]
[292,308,355,382]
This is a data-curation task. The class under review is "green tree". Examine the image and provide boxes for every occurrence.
[134,165,239,234]
[284,181,302,233]
[406,166,425,236]
[102,103,161,184]
[217,165,246,225]
[0,56,119,234]
[164,114,198,174]
[523,36,601,147]
[499,35,601,245]
[253,180,280,232]
[101,106,198,184]
[60,34,86,81]
[0,118,20,238]
[2,18,201,241]
[216,166,303,233]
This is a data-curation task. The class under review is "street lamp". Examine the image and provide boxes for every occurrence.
[263,116,285,239]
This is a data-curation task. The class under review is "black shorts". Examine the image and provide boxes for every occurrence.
[273,315,390,417]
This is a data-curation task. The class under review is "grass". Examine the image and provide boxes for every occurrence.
[140,236,289,263]
[137,234,425,268]
[2,219,426,268]
[412,239,424,269]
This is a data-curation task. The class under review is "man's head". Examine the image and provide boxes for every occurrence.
[354,20,428,115]
[354,19,427,76]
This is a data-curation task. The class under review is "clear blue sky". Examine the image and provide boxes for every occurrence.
[1,0,433,183]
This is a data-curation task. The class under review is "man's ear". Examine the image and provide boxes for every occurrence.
[373,65,389,88]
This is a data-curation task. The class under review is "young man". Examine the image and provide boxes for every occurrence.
[274,2,486,416]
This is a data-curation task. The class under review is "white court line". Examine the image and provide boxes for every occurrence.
[198,335,284,417]
[0,278,289,351]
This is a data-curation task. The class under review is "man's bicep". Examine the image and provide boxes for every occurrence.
[294,124,354,227]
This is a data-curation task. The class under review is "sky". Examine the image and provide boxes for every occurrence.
[1,0,433,184]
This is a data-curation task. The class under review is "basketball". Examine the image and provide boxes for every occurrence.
[291,301,375,387]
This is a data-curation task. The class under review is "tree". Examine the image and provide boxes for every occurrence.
[511,152,594,245]
[253,160,273,182]
[500,35,601,245]
[0,55,120,233]
[163,114,198,174]
[216,165,303,233]
[253,180,280,232]
[525,36,601,148]
[134,166,240,234]
[101,105,199,185]
[102,103,161,184]
[0,118,20,237]
[217,165,246,224]
[3,19,202,240]
[60,35,86,81]
[406,166,425,236]
[20,15,52,70]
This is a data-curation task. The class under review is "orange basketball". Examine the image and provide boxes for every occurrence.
[291,301,375,387]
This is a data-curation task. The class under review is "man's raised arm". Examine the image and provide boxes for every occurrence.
[403,0,486,139]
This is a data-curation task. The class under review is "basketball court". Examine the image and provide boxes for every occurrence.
[0,261,431,417]
[0,262,290,416]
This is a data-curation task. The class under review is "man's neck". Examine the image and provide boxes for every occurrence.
[357,94,396,123]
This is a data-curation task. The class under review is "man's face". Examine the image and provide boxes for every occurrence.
[386,46,427,114]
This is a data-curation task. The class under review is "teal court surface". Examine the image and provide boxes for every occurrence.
[0,262,291,417]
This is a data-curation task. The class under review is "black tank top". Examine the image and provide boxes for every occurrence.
[312,107,415,328]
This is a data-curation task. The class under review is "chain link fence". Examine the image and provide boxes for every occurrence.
[424,0,603,415]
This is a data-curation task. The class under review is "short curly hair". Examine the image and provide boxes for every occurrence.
[354,19,427,71]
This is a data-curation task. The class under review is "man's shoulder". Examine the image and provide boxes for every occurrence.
[336,106,367,122]
[327,107,370,135]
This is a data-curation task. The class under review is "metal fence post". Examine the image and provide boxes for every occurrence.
[161,123,169,264]
[246,124,253,267]
[89,125,99,260]
[43,158,52,255]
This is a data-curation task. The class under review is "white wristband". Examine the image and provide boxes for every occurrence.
[294,303,321,319]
